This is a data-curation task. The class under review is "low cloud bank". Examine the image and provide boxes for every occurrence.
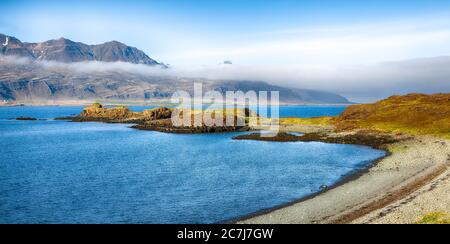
[1,55,450,102]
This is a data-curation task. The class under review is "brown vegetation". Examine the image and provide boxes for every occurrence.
[335,93,450,138]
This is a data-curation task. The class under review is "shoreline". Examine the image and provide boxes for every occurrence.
[226,146,390,224]
[236,134,450,224]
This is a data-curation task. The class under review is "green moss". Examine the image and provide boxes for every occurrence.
[416,212,450,224]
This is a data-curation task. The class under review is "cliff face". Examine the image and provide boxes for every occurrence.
[335,93,450,137]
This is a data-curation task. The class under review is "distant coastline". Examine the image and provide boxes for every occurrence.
[0,100,355,107]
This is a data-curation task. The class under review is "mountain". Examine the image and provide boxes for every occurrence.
[0,35,35,58]
[0,34,350,104]
[0,34,164,66]
[215,81,349,104]
[0,62,350,104]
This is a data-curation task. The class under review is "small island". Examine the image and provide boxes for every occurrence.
[16,117,38,121]
[56,103,254,134]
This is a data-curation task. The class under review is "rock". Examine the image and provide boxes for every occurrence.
[16,117,37,121]
[79,104,138,121]
[142,107,173,120]
[320,185,328,190]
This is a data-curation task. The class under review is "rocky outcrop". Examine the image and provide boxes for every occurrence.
[142,107,173,120]
[133,109,251,134]
[78,103,138,121]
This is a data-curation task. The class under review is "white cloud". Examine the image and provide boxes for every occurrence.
[175,58,450,103]
[165,16,450,67]
[2,54,450,103]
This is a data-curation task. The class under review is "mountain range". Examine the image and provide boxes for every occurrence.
[0,33,350,104]
[0,33,164,67]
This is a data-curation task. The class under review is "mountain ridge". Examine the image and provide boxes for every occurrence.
[0,33,165,67]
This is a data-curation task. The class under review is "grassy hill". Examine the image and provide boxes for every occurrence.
[280,93,450,138]
[335,93,450,138]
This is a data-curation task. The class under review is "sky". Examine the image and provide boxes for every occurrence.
[1,0,450,101]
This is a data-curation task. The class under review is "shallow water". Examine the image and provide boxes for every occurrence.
[0,106,384,223]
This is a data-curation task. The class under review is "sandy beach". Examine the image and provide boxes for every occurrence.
[237,134,450,224]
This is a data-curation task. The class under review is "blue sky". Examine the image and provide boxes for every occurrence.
[2,0,450,67]
[2,0,450,101]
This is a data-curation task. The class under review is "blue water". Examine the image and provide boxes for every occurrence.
[277,105,347,118]
[0,106,384,224]
[0,105,347,119]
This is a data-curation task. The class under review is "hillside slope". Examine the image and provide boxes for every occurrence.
[335,93,450,137]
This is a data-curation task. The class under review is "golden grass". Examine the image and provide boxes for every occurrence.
[416,212,450,224]
[280,116,335,126]
[335,94,450,138]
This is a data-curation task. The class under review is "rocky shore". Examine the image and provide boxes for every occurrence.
[237,135,449,224]
[233,131,401,150]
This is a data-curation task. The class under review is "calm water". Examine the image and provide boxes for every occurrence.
[0,106,384,224]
